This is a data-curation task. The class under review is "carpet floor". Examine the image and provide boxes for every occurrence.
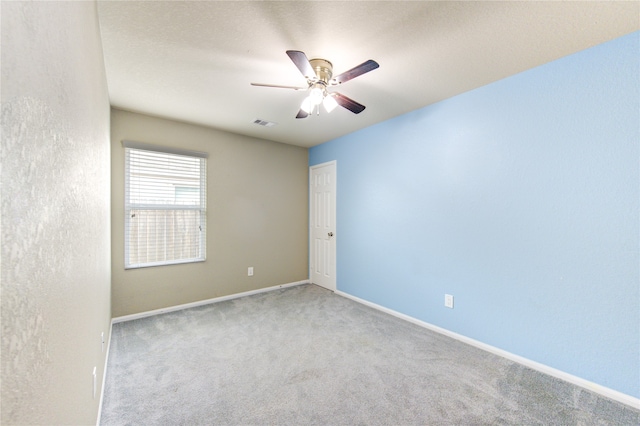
[101,284,639,425]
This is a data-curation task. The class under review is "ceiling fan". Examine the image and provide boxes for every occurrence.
[251,50,379,119]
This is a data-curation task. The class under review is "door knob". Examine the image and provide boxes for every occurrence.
[328,232,334,237]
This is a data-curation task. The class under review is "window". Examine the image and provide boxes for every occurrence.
[124,141,207,269]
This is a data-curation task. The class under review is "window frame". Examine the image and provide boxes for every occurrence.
[123,140,208,269]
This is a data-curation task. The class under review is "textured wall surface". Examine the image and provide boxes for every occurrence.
[111,109,308,317]
[1,2,111,424]
[310,32,639,399]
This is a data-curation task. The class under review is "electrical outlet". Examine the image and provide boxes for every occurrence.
[444,294,454,309]
[248,267,254,276]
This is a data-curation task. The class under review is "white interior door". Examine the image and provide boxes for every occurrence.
[310,161,336,291]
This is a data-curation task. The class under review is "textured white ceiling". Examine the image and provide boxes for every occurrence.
[97,1,638,148]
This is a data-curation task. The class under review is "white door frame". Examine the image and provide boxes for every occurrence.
[309,160,337,291]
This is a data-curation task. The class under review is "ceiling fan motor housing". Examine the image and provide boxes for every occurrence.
[309,58,333,85]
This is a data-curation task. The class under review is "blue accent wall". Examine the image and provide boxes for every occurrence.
[310,32,639,398]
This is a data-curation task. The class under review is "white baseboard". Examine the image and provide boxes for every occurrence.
[96,320,113,426]
[335,290,640,410]
[112,280,309,324]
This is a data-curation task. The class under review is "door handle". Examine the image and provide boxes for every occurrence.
[328,232,334,237]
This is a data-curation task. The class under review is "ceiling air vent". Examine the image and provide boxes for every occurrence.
[252,119,277,127]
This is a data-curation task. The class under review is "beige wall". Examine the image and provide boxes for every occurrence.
[111,109,309,317]
[1,2,112,424]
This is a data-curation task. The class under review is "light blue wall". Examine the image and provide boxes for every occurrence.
[310,32,639,398]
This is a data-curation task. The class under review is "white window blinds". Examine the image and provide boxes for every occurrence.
[124,141,207,269]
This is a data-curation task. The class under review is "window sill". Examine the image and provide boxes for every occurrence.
[124,258,205,270]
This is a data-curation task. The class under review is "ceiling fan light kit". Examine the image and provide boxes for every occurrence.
[251,50,379,119]
[323,93,338,113]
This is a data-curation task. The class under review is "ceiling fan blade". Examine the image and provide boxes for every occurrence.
[332,60,379,85]
[286,50,316,79]
[296,109,309,119]
[333,93,366,114]
[251,82,307,90]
